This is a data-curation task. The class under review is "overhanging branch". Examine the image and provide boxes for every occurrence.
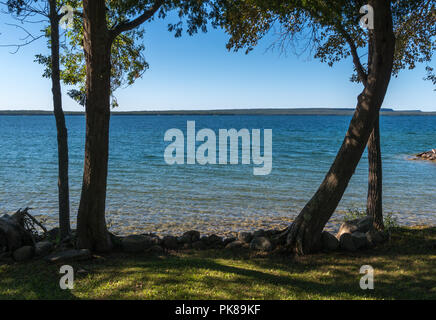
[109,0,163,42]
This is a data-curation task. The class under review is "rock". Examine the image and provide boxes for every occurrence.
[35,241,53,257]
[147,245,164,255]
[253,229,265,237]
[416,150,436,161]
[45,249,91,263]
[264,229,281,238]
[192,241,206,250]
[162,235,179,250]
[223,237,236,246]
[321,231,339,251]
[351,232,370,249]
[237,231,252,243]
[13,246,34,262]
[339,233,356,252]
[366,229,388,245]
[121,235,154,253]
[180,230,200,243]
[337,216,373,238]
[202,234,223,248]
[183,243,192,249]
[250,236,273,252]
[225,240,246,250]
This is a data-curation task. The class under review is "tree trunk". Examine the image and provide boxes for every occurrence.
[367,113,384,231]
[76,0,112,252]
[49,0,70,240]
[285,0,396,254]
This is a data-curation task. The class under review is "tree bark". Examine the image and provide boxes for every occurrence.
[285,0,396,254]
[76,0,112,252]
[367,113,384,231]
[49,0,70,240]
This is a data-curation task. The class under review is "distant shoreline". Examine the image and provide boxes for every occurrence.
[1,108,436,116]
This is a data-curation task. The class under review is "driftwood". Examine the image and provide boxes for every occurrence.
[0,208,46,254]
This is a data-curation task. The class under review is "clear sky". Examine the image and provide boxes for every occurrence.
[0,12,434,112]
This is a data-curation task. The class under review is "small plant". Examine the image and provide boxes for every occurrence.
[384,212,399,231]
[344,208,367,222]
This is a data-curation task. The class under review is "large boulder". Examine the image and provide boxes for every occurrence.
[180,230,200,244]
[201,234,224,248]
[337,216,373,238]
[250,236,273,252]
[253,229,266,237]
[321,231,339,251]
[45,249,91,263]
[121,235,154,253]
[225,240,246,250]
[13,246,34,262]
[162,235,179,250]
[237,232,252,243]
[366,229,388,245]
[35,241,54,257]
[339,233,356,252]
[351,232,370,249]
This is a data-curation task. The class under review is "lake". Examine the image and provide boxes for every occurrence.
[0,114,434,236]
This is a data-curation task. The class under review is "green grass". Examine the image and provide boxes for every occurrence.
[1,226,435,300]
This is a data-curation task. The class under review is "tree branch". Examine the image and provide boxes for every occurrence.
[109,0,163,42]
[337,25,368,87]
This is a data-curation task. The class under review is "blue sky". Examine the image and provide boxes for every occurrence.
[0,13,434,112]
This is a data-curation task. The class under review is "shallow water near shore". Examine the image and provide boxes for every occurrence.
[0,114,435,236]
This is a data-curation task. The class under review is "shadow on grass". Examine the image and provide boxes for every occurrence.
[1,227,435,299]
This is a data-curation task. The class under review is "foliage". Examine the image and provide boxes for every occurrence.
[210,0,435,85]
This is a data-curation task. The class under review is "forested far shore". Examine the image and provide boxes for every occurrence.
[0,108,435,116]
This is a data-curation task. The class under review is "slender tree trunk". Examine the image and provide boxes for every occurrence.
[49,0,70,239]
[76,0,112,252]
[367,113,384,230]
[285,0,395,254]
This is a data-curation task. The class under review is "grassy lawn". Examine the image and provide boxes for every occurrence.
[0,226,435,300]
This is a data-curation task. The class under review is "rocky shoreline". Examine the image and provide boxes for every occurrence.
[412,149,436,162]
[1,214,389,264]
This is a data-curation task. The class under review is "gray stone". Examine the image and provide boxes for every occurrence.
[237,231,252,243]
[202,234,223,247]
[35,241,53,257]
[321,231,339,251]
[148,245,164,255]
[366,229,388,245]
[162,235,179,250]
[223,237,236,246]
[253,229,266,237]
[181,230,200,243]
[225,240,246,250]
[46,249,91,263]
[250,236,273,252]
[337,216,373,238]
[122,235,154,253]
[339,233,356,252]
[13,246,34,262]
[192,241,206,250]
[351,232,370,249]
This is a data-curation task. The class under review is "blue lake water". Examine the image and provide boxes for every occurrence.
[0,114,435,236]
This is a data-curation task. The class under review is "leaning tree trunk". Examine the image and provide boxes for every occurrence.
[49,0,71,240]
[76,0,112,252]
[367,113,384,231]
[285,0,396,254]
